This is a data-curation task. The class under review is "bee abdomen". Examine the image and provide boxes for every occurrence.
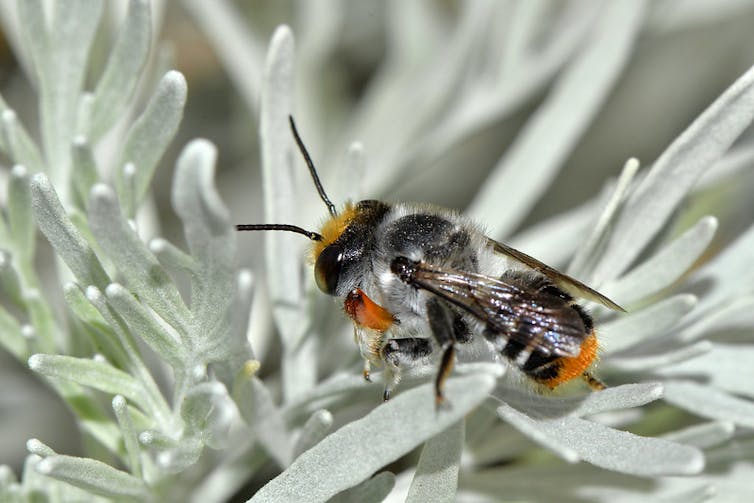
[485,332,562,381]
[486,328,599,388]
[482,295,598,389]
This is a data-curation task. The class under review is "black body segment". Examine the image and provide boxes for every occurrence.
[381,337,432,367]
[384,213,478,270]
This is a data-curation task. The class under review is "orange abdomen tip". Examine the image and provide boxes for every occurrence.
[344,289,395,332]
[540,331,600,389]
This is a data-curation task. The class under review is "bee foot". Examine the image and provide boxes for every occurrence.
[582,371,607,391]
[382,388,391,401]
[433,345,456,406]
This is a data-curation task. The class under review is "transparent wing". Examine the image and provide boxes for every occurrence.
[410,261,586,357]
[486,238,625,312]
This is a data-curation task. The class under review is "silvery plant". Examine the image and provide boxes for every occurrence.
[1,1,754,501]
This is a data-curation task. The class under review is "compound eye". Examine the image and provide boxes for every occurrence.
[314,244,343,295]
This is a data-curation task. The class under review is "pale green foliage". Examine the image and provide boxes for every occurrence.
[1,1,754,502]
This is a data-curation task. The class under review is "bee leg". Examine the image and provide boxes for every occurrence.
[390,258,462,404]
[451,311,473,344]
[380,338,432,400]
[435,345,456,407]
[426,298,459,406]
[382,367,399,401]
[582,371,607,391]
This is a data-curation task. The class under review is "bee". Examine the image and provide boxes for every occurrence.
[238,117,625,404]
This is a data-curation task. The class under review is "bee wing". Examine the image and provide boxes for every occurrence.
[411,262,586,357]
[486,238,625,312]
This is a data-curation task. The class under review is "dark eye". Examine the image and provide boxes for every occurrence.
[314,244,343,295]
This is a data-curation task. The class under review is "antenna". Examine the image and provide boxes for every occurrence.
[236,224,322,241]
[236,116,337,240]
[288,116,338,217]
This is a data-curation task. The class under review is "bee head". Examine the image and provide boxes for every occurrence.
[236,117,387,297]
[312,200,389,296]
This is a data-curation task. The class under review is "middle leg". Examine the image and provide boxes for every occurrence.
[380,337,432,400]
[426,297,459,405]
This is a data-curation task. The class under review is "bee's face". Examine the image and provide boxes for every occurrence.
[311,200,390,297]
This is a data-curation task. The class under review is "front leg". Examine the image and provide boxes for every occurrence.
[345,289,391,384]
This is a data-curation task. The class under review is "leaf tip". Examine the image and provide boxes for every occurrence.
[104,282,126,299]
[163,70,188,100]
[11,164,28,179]
[85,285,103,303]
[35,458,53,475]
[89,183,116,204]
[29,172,49,192]
[27,353,43,371]
[26,438,54,457]
[112,394,127,411]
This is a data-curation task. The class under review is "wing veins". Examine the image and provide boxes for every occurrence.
[486,238,626,312]
[412,263,584,357]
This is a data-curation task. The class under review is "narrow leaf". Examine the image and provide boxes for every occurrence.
[688,222,754,316]
[182,0,264,114]
[568,158,640,279]
[601,216,717,305]
[663,380,754,428]
[509,196,598,266]
[35,455,147,499]
[0,304,25,359]
[592,62,754,281]
[181,382,235,449]
[607,340,712,372]
[29,173,110,289]
[497,402,704,476]
[171,139,246,367]
[468,0,646,238]
[600,294,697,353]
[293,410,333,459]
[112,395,142,477]
[658,343,754,400]
[328,472,395,503]
[116,71,187,216]
[87,184,190,335]
[250,372,496,503]
[27,438,56,458]
[259,26,317,402]
[28,354,145,408]
[406,420,464,503]
[8,165,35,262]
[259,26,307,344]
[33,0,103,186]
[87,0,152,140]
[499,382,664,419]
[0,251,24,309]
[149,238,197,275]
[0,110,44,173]
[104,283,184,366]
[233,370,292,468]
[662,421,735,449]
[70,136,99,211]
